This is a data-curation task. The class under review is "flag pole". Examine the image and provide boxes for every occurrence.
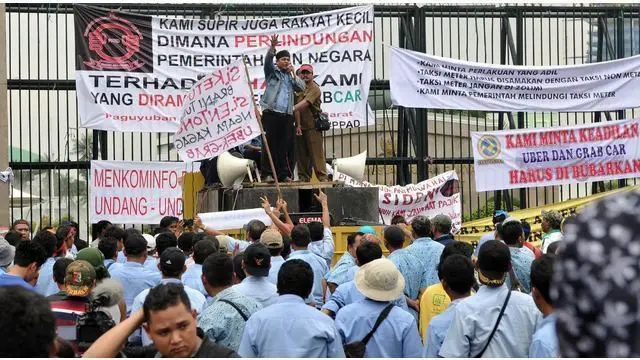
[242,55,281,199]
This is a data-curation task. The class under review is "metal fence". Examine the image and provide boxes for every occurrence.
[6,3,640,239]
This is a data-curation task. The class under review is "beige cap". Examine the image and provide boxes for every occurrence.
[355,258,405,302]
[260,228,283,249]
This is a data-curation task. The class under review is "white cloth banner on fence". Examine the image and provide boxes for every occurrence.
[90,160,195,224]
[198,208,272,231]
[472,118,640,192]
[390,46,640,112]
[327,165,462,232]
[174,58,260,161]
[74,5,374,132]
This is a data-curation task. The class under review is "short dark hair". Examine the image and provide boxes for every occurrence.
[441,254,475,294]
[0,286,56,357]
[275,50,290,60]
[92,220,112,241]
[98,236,118,260]
[308,222,324,242]
[154,227,169,236]
[193,240,218,265]
[277,259,313,298]
[55,225,72,246]
[104,225,125,242]
[347,232,364,248]
[159,216,179,229]
[178,232,197,254]
[124,227,142,241]
[291,224,311,247]
[233,253,246,282]
[246,220,266,241]
[546,241,561,255]
[500,221,523,246]
[268,247,282,257]
[202,253,234,288]
[155,232,178,257]
[281,235,291,259]
[438,241,474,280]
[53,258,74,285]
[13,241,47,268]
[355,242,383,266]
[32,230,57,259]
[384,226,405,249]
[3,231,21,246]
[522,221,531,241]
[197,234,219,252]
[411,216,432,238]
[143,283,191,324]
[11,219,30,230]
[531,254,555,304]
[390,215,407,225]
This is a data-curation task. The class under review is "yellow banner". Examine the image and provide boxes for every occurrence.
[456,185,640,248]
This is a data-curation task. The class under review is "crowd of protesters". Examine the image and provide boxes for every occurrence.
[1,186,637,358]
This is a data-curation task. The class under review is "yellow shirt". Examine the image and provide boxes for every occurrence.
[419,283,451,342]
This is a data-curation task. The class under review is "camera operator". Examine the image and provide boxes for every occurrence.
[83,283,238,358]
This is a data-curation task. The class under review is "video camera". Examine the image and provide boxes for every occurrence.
[76,294,116,350]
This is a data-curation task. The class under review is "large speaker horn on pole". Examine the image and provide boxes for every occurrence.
[332,150,367,181]
[217,151,257,188]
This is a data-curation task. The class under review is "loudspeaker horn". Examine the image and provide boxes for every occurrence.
[332,150,367,181]
[217,151,255,188]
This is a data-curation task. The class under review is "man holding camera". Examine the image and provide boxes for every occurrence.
[294,64,328,182]
[260,35,305,183]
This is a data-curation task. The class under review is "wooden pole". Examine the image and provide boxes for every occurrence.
[243,56,281,198]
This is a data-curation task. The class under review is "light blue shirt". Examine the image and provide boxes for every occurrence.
[198,287,262,352]
[408,237,444,289]
[273,69,292,113]
[423,298,463,357]
[226,236,252,253]
[439,284,541,358]
[529,313,558,358]
[507,246,535,293]
[335,298,422,358]
[116,251,126,263]
[129,278,206,346]
[238,294,344,358]
[322,277,409,314]
[182,263,207,297]
[104,259,116,270]
[0,272,35,291]
[35,257,59,296]
[267,255,285,285]
[325,252,356,286]
[287,249,329,306]
[109,261,162,311]
[232,276,278,308]
[143,256,159,273]
[474,232,495,257]
[308,228,335,268]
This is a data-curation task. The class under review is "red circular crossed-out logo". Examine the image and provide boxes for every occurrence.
[83,12,144,71]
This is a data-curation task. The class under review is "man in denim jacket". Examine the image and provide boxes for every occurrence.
[260,35,305,182]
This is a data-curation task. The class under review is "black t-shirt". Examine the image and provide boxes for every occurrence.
[120,328,238,358]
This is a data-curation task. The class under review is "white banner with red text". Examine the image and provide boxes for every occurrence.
[198,208,273,231]
[174,58,261,161]
[90,160,196,224]
[390,47,640,112]
[74,5,373,132]
[327,165,462,232]
[472,118,640,192]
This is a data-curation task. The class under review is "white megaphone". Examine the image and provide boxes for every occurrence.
[217,151,258,188]
[332,151,367,182]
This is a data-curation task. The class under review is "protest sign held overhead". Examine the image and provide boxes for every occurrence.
[327,165,462,232]
[90,160,193,224]
[74,5,374,132]
[174,58,261,162]
[471,119,640,192]
[390,47,640,112]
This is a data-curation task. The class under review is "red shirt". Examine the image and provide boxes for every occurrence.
[523,242,542,259]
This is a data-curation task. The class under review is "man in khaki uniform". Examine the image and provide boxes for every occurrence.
[293,64,328,182]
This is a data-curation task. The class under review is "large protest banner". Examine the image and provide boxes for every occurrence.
[90,160,190,224]
[390,47,640,112]
[174,58,260,161]
[74,5,373,132]
[472,118,640,192]
[327,165,462,231]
